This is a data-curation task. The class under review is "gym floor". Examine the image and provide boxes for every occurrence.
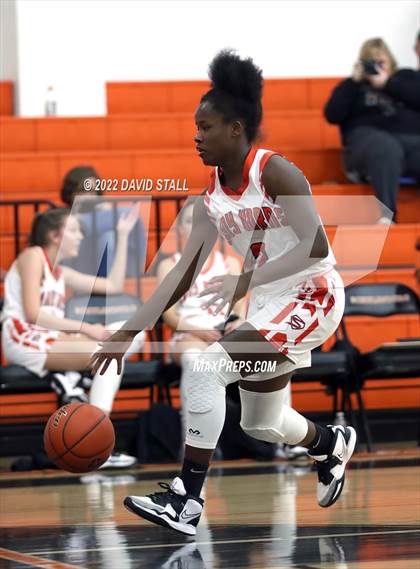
[0,449,419,568]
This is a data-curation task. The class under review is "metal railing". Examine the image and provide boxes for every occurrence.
[0,195,204,297]
[0,199,57,258]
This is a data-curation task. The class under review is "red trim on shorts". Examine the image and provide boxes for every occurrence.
[311,275,329,305]
[257,328,289,356]
[10,331,20,344]
[323,295,335,316]
[269,331,289,355]
[217,146,258,198]
[258,328,270,338]
[302,302,316,316]
[270,302,297,324]
[294,318,319,345]
[23,340,40,351]
[12,319,26,335]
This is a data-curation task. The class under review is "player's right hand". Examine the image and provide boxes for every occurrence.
[89,329,135,376]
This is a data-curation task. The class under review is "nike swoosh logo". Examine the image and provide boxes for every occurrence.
[190,469,206,474]
[156,510,178,522]
[180,510,199,520]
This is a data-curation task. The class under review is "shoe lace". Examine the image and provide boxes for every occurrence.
[149,482,184,507]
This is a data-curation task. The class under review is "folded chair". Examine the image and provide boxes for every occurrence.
[338,282,420,451]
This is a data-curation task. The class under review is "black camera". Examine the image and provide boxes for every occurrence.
[361,59,380,75]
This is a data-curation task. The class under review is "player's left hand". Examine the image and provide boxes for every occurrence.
[198,274,249,315]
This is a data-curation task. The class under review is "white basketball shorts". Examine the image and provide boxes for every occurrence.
[2,318,61,377]
[245,269,345,376]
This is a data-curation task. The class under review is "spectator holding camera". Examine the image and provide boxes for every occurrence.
[324,37,420,223]
[61,166,146,277]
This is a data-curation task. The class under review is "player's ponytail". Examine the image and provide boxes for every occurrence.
[29,208,70,247]
[201,49,263,142]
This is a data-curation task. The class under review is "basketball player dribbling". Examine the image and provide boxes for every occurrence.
[91,50,357,536]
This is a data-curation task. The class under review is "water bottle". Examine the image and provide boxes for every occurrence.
[333,411,347,426]
[45,86,57,116]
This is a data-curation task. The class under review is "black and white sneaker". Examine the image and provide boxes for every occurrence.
[124,477,203,536]
[309,425,357,508]
[98,452,137,470]
[50,372,88,405]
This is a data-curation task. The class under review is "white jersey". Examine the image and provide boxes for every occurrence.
[204,147,336,295]
[173,250,229,328]
[1,246,66,325]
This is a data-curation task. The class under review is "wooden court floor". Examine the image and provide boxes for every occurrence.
[0,450,419,569]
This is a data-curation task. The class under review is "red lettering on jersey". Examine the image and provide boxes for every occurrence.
[273,206,289,226]
[219,217,234,243]
[41,291,65,311]
[239,207,282,232]
[238,208,255,231]
[252,207,266,229]
[263,206,281,228]
[253,207,267,230]
[225,211,241,235]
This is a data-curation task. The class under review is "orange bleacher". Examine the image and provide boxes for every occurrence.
[0,81,13,116]
[0,77,419,422]
[0,110,340,153]
[106,77,342,114]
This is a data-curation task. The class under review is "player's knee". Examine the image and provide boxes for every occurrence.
[239,387,288,443]
[240,415,286,444]
[187,369,225,414]
[186,342,241,414]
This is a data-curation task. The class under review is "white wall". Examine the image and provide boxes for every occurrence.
[0,1,19,81]
[6,0,420,116]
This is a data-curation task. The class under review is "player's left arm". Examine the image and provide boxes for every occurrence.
[225,256,248,319]
[244,154,329,289]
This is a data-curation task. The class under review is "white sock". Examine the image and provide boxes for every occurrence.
[89,330,145,414]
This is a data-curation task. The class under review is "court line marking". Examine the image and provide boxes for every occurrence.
[0,547,84,569]
[28,528,420,556]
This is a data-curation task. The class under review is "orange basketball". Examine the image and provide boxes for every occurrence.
[44,403,115,473]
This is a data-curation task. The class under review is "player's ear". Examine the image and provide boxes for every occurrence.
[231,120,244,138]
[48,229,62,246]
